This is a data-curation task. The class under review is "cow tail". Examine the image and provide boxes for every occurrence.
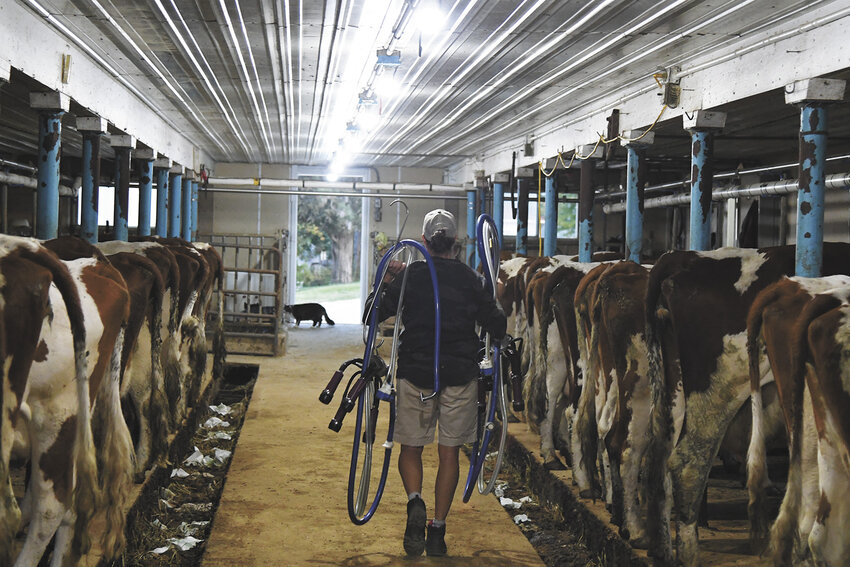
[163,285,183,424]
[745,286,776,553]
[576,297,600,499]
[211,252,227,380]
[184,316,206,412]
[20,248,98,560]
[148,275,171,464]
[0,307,16,566]
[644,265,675,565]
[96,325,134,560]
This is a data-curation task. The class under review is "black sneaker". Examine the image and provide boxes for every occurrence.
[403,497,426,556]
[425,521,447,557]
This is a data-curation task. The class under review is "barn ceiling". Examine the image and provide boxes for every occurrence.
[3,0,850,177]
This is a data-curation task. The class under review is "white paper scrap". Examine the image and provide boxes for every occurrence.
[208,431,232,440]
[184,447,214,467]
[494,483,508,498]
[210,403,232,415]
[171,468,190,479]
[499,497,521,509]
[213,448,232,464]
[151,545,170,555]
[513,514,529,524]
[168,536,203,551]
[518,496,532,504]
[203,417,231,429]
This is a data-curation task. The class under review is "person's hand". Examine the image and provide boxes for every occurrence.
[383,260,406,282]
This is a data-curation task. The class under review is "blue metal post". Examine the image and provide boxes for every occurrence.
[466,188,476,266]
[191,181,198,238]
[516,178,528,255]
[182,175,192,240]
[169,172,182,237]
[796,104,828,277]
[113,147,131,241]
[625,144,646,262]
[80,131,101,243]
[35,111,63,239]
[138,158,153,236]
[688,130,714,251]
[493,182,505,247]
[543,175,557,256]
[578,159,595,262]
[155,167,168,237]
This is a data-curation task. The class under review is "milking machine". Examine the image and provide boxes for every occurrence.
[461,213,524,502]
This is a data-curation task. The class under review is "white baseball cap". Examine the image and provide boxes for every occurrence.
[422,209,457,241]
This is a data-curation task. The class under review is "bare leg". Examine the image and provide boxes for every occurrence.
[434,444,460,521]
[399,444,424,496]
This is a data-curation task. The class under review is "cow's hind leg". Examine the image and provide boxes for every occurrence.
[15,413,74,567]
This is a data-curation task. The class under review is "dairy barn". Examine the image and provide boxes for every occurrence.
[2,0,850,565]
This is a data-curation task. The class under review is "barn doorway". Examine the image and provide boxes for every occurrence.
[292,191,364,325]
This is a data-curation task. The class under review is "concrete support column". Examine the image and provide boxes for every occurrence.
[492,173,508,246]
[77,117,107,244]
[515,168,533,255]
[168,166,183,238]
[154,158,171,237]
[543,174,557,256]
[577,145,602,262]
[30,92,69,239]
[109,135,135,241]
[466,184,476,266]
[684,110,726,251]
[136,148,156,237]
[182,172,193,241]
[786,78,846,276]
[622,130,654,262]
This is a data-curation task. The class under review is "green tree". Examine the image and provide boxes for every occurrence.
[298,195,361,284]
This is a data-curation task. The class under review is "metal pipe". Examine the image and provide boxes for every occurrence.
[192,180,199,239]
[578,159,595,262]
[543,175,557,256]
[516,178,528,255]
[493,182,505,247]
[36,111,63,239]
[81,132,101,243]
[625,144,646,262]
[113,147,131,241]
[0,171,75,196]
[208,176,465,193]
[466,188,476,266]
[0,158,37,175]
[603,173,850,213]
[203,186,467,200]
[689,130,714,251]
[169,172,182,238]
[796,104,827,277]
[138,158,153,236]
[182,176,192,241]
[155,167,169,237]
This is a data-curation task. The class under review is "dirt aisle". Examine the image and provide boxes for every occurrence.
[203,324,544,566]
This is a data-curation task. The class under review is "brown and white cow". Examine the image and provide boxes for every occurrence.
[746,275,850,556]
[644,243,850,566]
[795,287,850,565]
[748,279,850,565]
[5,237,133,566]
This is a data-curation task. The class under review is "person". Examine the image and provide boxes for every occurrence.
[366,209,506,557]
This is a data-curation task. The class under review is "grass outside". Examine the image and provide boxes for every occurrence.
[296,281,360,303]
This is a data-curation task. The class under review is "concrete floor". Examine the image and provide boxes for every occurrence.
[203,324,544,566]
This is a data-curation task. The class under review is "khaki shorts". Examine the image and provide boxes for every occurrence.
[394,378,478,447]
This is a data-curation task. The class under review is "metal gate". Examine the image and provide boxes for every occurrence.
[197,233,287,356]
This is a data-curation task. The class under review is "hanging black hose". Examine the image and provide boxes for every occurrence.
[510,151,517,219]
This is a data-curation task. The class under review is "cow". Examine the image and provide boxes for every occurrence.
[747,279,850,565]
[96,240,182,431]
[3,236,133,566]
[644,243,850,566]
[192,241,226,384]
[47,238,169,480]
[794,287,850,565]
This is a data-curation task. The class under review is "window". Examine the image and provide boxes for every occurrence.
[500,194,578,238]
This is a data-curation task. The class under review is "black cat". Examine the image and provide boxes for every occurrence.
[284,303,335,327]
